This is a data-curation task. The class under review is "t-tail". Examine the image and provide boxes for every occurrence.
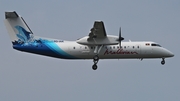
[4,11,34,45]
[4,11,76,59]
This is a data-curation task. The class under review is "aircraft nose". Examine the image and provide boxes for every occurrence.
[168,51,174,57]
[164,49,174,57]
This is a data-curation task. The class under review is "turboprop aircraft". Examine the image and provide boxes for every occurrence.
[4,11,174,70]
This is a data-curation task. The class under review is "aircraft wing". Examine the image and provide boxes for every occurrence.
[89,21,107,38]
[77,21,119,45]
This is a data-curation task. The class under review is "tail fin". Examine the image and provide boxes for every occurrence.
[4,11,34,45]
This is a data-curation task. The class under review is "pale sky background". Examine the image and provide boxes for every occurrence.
[0,0,180,101]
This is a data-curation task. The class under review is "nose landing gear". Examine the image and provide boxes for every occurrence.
[161,58,165,65]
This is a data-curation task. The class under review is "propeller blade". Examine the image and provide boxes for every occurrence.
[119,27,121,41]
[118,27,124,47]
[119,27,124,41]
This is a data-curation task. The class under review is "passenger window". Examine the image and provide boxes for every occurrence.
[133,46,134,48]
[73,47,75,49]
[54,40,58,43]
[124,46,126,48]
[85,47,87,49]
[137,46,139,48]
[146,43,150,46]
[113,46,115,49]
[117,46,119,49]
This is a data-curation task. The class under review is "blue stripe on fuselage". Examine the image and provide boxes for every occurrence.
[13,42,78,59]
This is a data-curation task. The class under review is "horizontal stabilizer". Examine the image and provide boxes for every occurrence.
[5,11,19,19]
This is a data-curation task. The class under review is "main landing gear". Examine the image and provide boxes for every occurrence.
[161,58,165,65]
[91,45,103,70]
[92,55,99,70]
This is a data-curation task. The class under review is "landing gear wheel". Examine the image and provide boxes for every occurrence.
[93,55,99,61]
[161,60,165,65]
[92,64,98,70]
[93,55,99,64]
[92,55,99,70]
[161,58,165,65]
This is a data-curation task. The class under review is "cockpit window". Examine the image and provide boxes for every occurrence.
[151,43,161,47]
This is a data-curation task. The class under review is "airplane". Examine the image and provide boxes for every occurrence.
[4,11,174,70]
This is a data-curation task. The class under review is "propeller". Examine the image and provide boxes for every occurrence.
[117,27,124,47]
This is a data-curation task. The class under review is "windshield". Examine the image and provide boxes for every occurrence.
[151,43,161,47]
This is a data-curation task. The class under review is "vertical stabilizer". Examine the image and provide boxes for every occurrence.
[4,11,34,44]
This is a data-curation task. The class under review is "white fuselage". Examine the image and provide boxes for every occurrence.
[53,41,174,59]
